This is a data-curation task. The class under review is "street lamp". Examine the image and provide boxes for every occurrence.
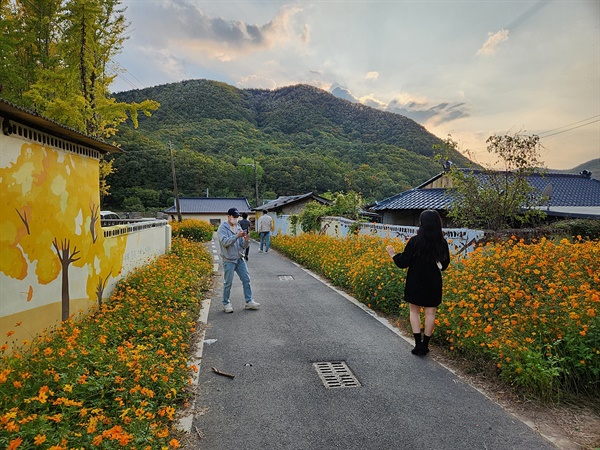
[241,160,259,207]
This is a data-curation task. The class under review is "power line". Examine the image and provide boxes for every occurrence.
[537,114,600,136]
[538,118,600,140]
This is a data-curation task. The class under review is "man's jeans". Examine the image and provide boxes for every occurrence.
[222,258,252,305]
[259,231,271,251]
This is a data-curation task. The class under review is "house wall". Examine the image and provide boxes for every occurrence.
[382,211,420,226]
[0,127,170,354]
[280,199,313,215]
[168,213,256,227]
[423,173,453,189]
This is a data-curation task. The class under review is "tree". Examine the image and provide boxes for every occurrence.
[23,0,159,139]
[329,191,364,221]
[0,0,62,105]
[5,0,159,205]
[446,134,546,230]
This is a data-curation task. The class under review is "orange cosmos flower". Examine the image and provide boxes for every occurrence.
[7,437,23,450]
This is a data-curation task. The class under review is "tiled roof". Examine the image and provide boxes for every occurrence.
[527,173,600,207]
[373,171,600,211]
[164,197,251,214]
[371,188,453,211]
[254,192,331,211]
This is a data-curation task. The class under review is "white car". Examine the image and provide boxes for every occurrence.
[100,211,121,220]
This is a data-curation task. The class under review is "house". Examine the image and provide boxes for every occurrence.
[164,197,253,227]
[0,98,170,353]
[253,192,332,215]
[371,169,600,226]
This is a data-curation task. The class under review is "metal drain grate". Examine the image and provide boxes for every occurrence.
[278,275,294,281]
[313,361,361,389]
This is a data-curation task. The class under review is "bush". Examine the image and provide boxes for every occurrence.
[170,219,215,242]
[548,219,600,240]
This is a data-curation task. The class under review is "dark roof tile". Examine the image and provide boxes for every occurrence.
[164,197,251,214]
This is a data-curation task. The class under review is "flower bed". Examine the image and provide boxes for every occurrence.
[170,219,215,242]
[1,237,214,449]
[272,234,600,400]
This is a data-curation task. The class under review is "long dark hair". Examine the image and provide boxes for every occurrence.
[412,210,447,262]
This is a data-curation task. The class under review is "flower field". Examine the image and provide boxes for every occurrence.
[0,237,214,449]
[272,233,600,401]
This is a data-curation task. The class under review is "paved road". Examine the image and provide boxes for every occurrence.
[191,236,555,450]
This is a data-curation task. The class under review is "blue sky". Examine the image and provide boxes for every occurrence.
[112,0,600,170]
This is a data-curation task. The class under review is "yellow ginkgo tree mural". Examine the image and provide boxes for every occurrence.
[1,141,127,325]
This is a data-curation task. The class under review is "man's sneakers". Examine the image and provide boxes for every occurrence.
[223,301,260,312]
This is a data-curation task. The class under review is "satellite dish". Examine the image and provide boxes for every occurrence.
[542,183,553,210]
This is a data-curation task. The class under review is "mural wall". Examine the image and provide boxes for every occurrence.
[0,129,168,353]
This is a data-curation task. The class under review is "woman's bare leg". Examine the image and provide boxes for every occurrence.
[423,307,436,336]
[409,303,422,334]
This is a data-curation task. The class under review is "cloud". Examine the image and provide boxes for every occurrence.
[150,2,306,60]
[385,94,470,125]
[328,87,470,125]
[365,71,379,81]
[236,75,277,90]
[329,83,359,103]
[477,29,510,56]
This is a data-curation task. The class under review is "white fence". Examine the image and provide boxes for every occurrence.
[273,215,484,257]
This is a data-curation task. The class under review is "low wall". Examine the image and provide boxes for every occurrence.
[274,215,484,257]
[0,220,170,353]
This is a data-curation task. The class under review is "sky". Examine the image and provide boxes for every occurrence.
[111,0,600,170]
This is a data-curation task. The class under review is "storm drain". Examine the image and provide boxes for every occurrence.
[278,275,294,281]
[313,361,361,389]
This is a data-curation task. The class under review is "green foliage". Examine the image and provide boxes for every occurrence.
[547,219,600,240]
[105,80,472,210]
[298,202,331,233]
[447,134,547,230]
[170,219,215,242]
[329,191,364,220]
[121,196,145,212]
[288,214,300,236]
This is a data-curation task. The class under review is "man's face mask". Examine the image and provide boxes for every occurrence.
[229,216,238,225]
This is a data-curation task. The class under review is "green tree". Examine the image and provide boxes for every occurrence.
[329,191,364,221]
[447,133,546,230]
[298,201,331,233]
[0,0,62,104]
[24,0,159,139]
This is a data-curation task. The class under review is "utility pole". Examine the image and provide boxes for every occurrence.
[253,159,259,207]
[241,160,259,207]
[169,142,182,222]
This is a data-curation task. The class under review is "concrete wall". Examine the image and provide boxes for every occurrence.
[0,122,170,353]
[274,215,484,257]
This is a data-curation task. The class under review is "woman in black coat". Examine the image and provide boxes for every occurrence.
[386,210,450,355]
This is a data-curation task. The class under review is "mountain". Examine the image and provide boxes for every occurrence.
[552,158,600,177]
[106,79,472,211]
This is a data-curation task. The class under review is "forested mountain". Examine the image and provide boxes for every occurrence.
[106,79,472,211]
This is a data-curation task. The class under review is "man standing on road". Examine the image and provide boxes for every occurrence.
[256,210,274,253]
[238,212,251,261]
[218,208,260,313]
